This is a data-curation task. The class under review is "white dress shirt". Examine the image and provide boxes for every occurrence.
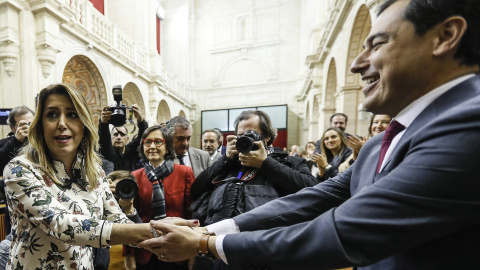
[174,153,191,167]
[207,73,476,263]
[379,74,474,172]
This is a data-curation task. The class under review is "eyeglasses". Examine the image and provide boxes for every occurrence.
[142,138,165,147]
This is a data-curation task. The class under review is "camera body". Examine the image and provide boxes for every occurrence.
[236,130,263,153]
[115,178,139,199]
[106,85,132,127]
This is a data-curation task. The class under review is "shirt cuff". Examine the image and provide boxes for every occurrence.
[205,219,240,235]
[100,220,115,248]
[215,235,228,264]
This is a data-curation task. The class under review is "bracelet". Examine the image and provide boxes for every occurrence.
[151,227,160,238]
[198,232,215,255]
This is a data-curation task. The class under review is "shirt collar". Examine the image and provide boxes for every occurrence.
[395,74,475,128]
[210,151,218,160]
[53,152,89,189]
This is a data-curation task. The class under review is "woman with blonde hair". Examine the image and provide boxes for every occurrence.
[3,84,156,269]
[311,127,352,182]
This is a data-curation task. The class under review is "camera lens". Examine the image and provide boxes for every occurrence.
[236,136,254,153]
[110,108,127,127]
[115,179,138,199]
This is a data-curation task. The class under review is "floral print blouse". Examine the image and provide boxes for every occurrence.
[3,155,132,270]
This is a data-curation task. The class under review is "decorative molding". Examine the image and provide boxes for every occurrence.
[0,52,17,76]
[36,44,57,78]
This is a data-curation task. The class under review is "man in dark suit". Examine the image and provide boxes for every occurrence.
[201,129,222,163]
[166,116,211,177]
[139,0,480,269]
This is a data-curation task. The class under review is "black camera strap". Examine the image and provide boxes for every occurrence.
[127,110,136,134]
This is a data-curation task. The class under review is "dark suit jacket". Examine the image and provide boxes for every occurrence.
[125,164,195,265]
[187,147,211,178]
[223,75,480,270]
[98,120,148,171]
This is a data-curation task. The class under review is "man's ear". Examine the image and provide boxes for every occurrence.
[433,16,467,57]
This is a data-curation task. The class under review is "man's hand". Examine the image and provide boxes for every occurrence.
[226,135,239,159]
[238,141,268,169]
[15,120,30,142]
[130,104,144,122]
[138,221,203,262]
[101,106,112,124]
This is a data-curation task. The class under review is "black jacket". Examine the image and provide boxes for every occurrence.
[98,121,148,171]
[191,151,318,224]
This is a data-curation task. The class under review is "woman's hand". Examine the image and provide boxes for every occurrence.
[158,217,200,227]
[347,135,366,155]
[311,153,328,168]
[138,221,203,262]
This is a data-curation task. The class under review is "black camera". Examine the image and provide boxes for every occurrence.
[115,178,139,199]
[106,85,132,127]
[236,130,263,153]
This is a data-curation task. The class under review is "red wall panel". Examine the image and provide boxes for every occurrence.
[156,17,161,54]
[89,0,104,14]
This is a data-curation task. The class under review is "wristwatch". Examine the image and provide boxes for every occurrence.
[324,164,332,170]
[198,232,216,260]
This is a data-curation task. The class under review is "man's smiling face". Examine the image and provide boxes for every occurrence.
[350,0,438,116]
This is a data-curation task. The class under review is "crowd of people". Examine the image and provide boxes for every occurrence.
[0,84,386,270]
[1,0,480,269]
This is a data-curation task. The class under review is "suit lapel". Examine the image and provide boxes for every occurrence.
[377,75,480,179]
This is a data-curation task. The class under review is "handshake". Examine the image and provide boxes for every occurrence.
[140,218,220,262]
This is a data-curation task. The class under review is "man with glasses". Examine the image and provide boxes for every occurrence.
[98,104,148,171]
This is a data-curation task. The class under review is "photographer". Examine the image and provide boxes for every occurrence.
[190,110,317,225]
[0,105,34,238]
[98,103,148,171]
[107,170,141,270]
[0,105,34,178]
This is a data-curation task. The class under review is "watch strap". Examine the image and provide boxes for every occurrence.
[198,232,216,255]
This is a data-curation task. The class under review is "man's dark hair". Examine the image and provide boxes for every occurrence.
[330,113,348,123]
[234,110,277,146]
[378,0,480,66]
[7,105,34,128]
[137,125,175,161]
[166,116,191,135]
[202,129,221,141]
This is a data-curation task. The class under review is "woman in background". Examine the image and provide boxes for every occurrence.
[368,114,392,138]
[3,84,154,270]
[125,125,195,270]
[311,127,352,182]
